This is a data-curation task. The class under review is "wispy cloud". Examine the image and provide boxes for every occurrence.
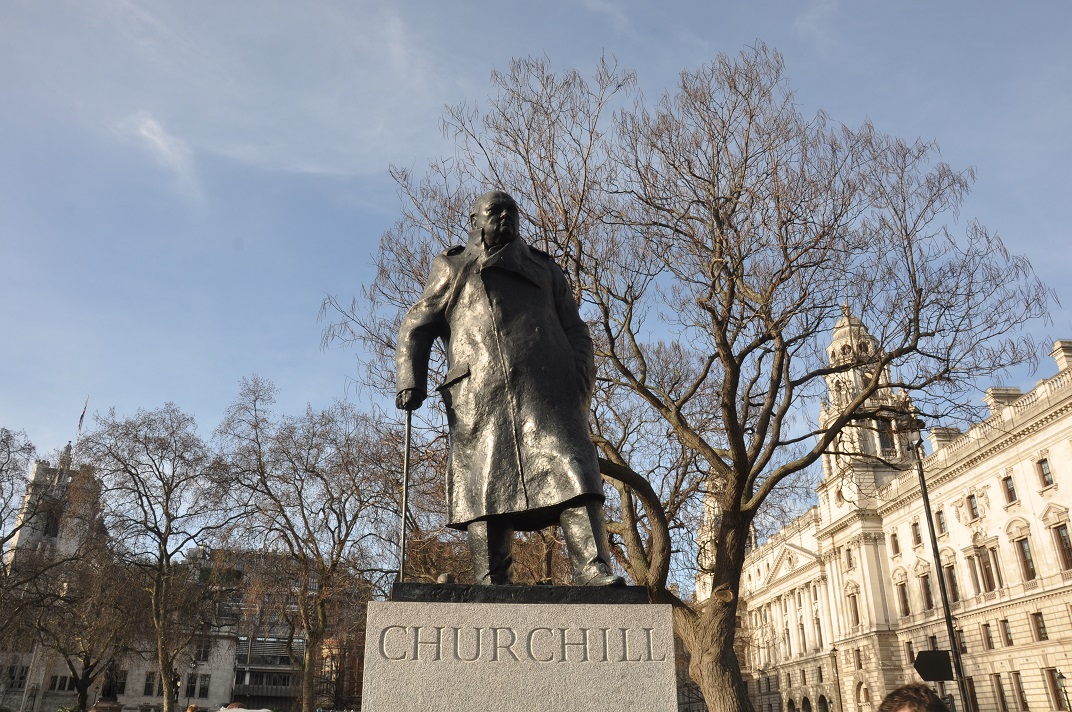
[793,0,841,56]
[119,111,202,200]
[582,0,632,34]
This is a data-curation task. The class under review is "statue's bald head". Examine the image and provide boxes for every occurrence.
[471,190,519,248]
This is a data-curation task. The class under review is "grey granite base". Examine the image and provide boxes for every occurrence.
[361,600,677,711]
[391,581,650,604]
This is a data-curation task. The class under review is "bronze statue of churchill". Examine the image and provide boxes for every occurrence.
[396,190,623,586]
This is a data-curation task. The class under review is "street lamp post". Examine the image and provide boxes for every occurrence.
[1057,671,1071,712]
[186,662,196,711]
[913,434,974,712]
[831,646,844,712]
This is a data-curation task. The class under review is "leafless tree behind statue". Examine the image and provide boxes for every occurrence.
[322,45,1050,710]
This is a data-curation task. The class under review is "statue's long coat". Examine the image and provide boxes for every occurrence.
[396,232,602,530]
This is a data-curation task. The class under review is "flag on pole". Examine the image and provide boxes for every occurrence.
[78,396,89,435]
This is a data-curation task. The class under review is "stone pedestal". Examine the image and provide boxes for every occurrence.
[361,585,677,711]
[89,700,122,712]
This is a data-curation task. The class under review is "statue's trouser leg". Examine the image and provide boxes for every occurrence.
[559,500,625,586]
[468,519,514,585]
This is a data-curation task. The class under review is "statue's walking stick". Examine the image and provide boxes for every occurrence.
[398,409,412,583]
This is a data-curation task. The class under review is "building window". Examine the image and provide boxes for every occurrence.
[878,419,896,454]
[936,509,947,535]
[928,635,939,651]
[904,640,915,665]
[966,554,982,594]
[1038,459,1054,488]
[847,593,860,627]
[845,546,855,570]
[920,574,935,610]
[1000,619,1014,646]
[968,494,981,520]
[6,666,28,690]
[1011,671,1028,711]
[786,672,792,687]
[1031,612,1048,641]
[976,546,1003,592]
[897,583,911,616]
[802,669,807,684]
[198,674,211,699]
[890,532,900,556]
[194,639,211,662]
[1003,475,1018,503]
[1015,537,1037,581]
[943,564,960,603]
[854,648,863,670]
[817,666,823,683]
[144,672,156,697]
[966,677,980,712]
[1045,668,1068,711]
[1054,523,1072,571]
[955,628,967,653]
[911,521,923,546]
[982,623,994,650]
[993,673,1009,712]
[115,670,128,696]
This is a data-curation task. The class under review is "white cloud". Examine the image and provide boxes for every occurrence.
[792,0,842,56]
[581,0,632,34]
[119,110,202,200]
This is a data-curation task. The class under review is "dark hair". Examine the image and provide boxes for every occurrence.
[878,684,949,712]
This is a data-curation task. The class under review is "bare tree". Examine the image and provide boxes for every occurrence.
[81,404,243,712]
[217,377,394,712]
[321,46,1050,710]
[0,427,38,643]
[30,540,149,712]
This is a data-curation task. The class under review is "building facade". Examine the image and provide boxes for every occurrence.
[737,318,1072,712]
[2,457,260,712]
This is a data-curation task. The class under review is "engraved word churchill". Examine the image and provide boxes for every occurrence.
[377,624,667,663]
[396,190,622,586]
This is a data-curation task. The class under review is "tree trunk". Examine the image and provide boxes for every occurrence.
[157,632,175,712]
[680,507,754,712]
[301,637,320,712]
[75,679,90,712]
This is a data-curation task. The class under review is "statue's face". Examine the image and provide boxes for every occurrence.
[472,192,519,248]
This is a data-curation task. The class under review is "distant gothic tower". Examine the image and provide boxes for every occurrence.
[4,443,103,569]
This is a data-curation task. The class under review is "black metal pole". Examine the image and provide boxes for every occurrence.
[831,646,845,712]
[914,436,973,712]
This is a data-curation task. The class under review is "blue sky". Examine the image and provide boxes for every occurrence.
[2,1,1070,455]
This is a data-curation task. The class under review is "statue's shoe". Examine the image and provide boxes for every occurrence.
[576,564,626,587]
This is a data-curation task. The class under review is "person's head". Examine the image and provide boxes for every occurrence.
[471,190,519,248]
[878,684,949,712]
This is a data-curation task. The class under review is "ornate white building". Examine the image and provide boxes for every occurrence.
[736,316,1072,712]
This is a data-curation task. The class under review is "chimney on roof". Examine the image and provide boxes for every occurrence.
[928,427,961,452]
[1051,340,1072,372]
[984,387,1023,416]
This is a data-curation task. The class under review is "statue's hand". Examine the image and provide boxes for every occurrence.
[396,388,426,411]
